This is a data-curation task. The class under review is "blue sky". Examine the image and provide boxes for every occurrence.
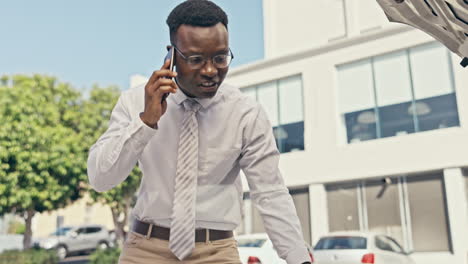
[0,0,264,91]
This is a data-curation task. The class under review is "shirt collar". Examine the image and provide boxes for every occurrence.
[171,83,224,109]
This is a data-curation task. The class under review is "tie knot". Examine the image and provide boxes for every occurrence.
[182,99,201,113]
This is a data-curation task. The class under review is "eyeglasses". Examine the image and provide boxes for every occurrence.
[172,45,234,70]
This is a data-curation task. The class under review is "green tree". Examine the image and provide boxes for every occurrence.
[0,75,87,249]
[82,86,142,246]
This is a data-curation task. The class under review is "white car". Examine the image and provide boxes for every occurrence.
[313,232,415,264]
[32,225,114,260]
[236,233,314,264]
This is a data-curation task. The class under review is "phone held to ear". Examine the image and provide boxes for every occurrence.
[161,47,175,103]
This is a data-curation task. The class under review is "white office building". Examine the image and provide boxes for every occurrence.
[226,1,468,264]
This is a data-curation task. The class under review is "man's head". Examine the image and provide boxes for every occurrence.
[166,0,231,99]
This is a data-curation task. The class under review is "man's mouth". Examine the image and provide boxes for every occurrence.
[199,81,218,90]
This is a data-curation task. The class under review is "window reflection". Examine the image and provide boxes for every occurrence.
[338,42,459,144]
[242,75,305,153]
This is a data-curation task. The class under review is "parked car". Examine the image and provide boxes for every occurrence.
[32,224,114,260]
[236,233,314,264]
[313,232,415,264]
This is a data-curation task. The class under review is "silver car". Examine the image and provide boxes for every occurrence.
[33,225,113,260]
[313,232,415,264]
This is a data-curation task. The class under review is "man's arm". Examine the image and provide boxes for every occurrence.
[88,60,177,192]
[87,93,157,192]
[239,105,310,264]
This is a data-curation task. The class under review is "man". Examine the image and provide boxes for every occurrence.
[87,1,311,263]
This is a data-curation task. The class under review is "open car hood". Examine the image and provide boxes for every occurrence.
[376,0,468,67]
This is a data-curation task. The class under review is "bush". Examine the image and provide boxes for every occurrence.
[7,220,26,235]
[89,247,121,264]
[0,249,58,264]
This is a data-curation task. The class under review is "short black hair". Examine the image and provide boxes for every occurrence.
[166,0,228,43]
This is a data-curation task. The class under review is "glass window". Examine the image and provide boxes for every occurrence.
[364,178,404,246]
[277,75,305,153]
[279,76,303,124]
[345,109,378,143]
[375,236,395,252]
[241,75,304,154]
[275,122,304,153]
[75,228,86,234]
[414,94,459,131]
[373,51,413,107]
[338,60,377,143]
[257,82,279,127]
[337,59,376,114]
[290,189,311,245]
[409,43,459,132]
[406,173,450,251]
[386,236,405,254]
[85,227,101,234]
[51,227,72,236]
[326,183,360,232]
[373,51,415,138]
[314,236,367,250]
[337,42,459,144]
[409,43,454,99]
[378,101,415,137]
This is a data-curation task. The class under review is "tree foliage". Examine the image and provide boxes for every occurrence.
[0,75,87,248]
[0,74,142,248]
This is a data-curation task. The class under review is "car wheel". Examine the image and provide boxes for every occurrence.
[97,241,108,250]
[56,245,68,260]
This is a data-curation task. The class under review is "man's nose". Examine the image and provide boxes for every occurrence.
[200,59,218,77]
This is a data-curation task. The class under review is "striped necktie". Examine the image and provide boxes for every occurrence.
[169,99,201,260]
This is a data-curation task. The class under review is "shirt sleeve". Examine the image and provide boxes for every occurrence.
[87,93,157,192]
[239,104,310,264]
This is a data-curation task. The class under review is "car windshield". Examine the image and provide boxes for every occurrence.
[314,236,367,250]
[50,227,72,236]
[237,238,267,248]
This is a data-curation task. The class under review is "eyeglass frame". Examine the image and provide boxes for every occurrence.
[171,45,234,69]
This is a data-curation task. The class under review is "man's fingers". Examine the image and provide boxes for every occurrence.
[147,78,177,93]
[146,60,177,87]
[155,85,177,97]
[160,59,171,70]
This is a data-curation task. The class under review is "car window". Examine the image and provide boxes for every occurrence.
[385,236,404,254]
[237,238,267,248]
[75,228,86,234]
[50,227,72,236]
[85,227,102,234]
[314,236,367,250]
[375,236,395,252]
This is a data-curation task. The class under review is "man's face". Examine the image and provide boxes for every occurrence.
[173,23,229,99]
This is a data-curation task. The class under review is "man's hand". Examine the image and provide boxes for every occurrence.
[140,59,178,128]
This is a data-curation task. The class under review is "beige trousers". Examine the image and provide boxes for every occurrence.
[118,231,242,264]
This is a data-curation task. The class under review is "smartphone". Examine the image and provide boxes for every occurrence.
[161,47,175,102]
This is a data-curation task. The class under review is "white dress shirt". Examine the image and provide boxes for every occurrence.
[87,83,310,264]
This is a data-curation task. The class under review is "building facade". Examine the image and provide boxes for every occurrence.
[226,1,468,264]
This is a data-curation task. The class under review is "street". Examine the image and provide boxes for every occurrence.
[59,255,90,264]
